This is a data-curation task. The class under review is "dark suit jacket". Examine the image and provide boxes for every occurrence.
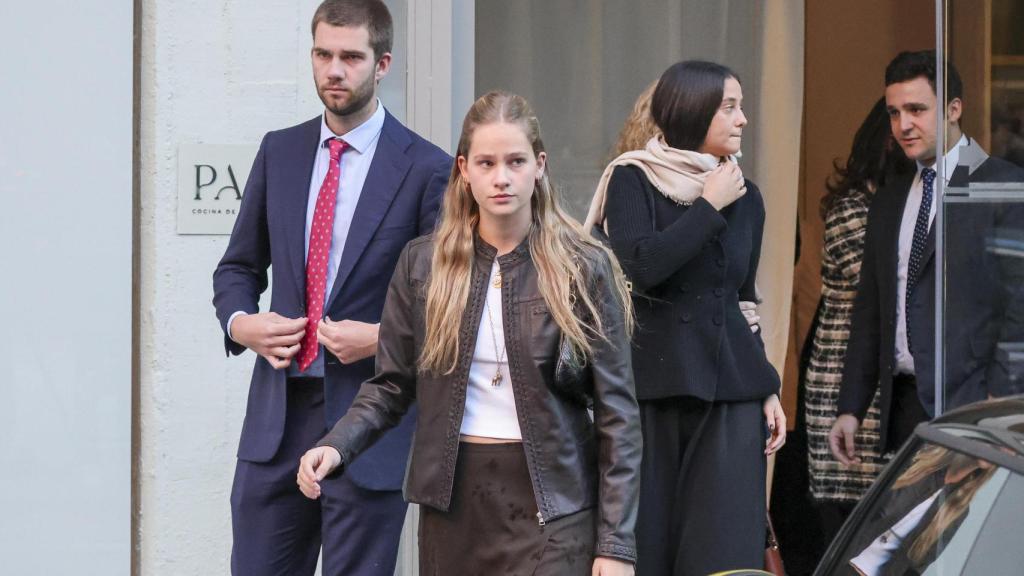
[839,147,1024,449]
[603,165,781,402]
[213,111,451,489]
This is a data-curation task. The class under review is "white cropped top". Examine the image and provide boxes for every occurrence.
[459,259,523,440]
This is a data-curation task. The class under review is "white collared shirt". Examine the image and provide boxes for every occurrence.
[849,489,942,575]
[894,135,967,374]
[305,100,386,298]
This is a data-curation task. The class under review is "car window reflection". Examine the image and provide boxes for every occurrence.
[840,444,1001,575]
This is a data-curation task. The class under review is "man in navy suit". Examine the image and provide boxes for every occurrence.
[212,1,451,574]
[831,51,1024,466]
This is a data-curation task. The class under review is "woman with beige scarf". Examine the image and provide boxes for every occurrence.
[589,60,786,575]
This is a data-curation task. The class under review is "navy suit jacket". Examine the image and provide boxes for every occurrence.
[213,111,452,490]
[840,147,1024,449]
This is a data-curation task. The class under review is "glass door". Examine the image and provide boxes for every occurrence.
[936,0,1024,415]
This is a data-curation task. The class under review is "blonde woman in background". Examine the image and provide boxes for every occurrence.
[611,81,659,159]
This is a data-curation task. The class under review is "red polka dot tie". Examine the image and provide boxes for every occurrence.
[298,138,349,372]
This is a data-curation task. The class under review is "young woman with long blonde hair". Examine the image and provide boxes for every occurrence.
[297,91,641,575]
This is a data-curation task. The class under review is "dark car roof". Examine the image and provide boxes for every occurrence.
[932,394,1024,433]
[814,395,1024,576]
[919,394,1024,475]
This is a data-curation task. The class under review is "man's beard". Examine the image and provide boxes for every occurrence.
[319,75,375,118]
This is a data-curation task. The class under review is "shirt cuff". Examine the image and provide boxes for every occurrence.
[227,311,247,343]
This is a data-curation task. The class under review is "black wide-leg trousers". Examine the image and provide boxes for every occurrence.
[636,396,767,576]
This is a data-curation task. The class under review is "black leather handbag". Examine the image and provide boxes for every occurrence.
[551,275,595,409]
[552,334,593,408]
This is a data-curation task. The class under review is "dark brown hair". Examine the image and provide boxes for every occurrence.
[821,97,911,218]
[311,0,393,61]
[651,60,740,151]
[885,50,962,104]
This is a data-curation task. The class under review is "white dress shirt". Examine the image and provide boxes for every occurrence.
[894,135,966,375]
[229,101,386,377]
[849,489,942,575]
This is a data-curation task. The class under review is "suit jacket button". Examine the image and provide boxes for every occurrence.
[680,312,692,323]
[714,288,724,297]
[712,315,723,326]
[679,283,689,293]
[716,258,726,268]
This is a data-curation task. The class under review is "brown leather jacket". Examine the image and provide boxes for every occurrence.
[318,234,642,562]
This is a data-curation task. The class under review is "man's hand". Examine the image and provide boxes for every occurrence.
[739,300,760,333]
[297,446,342,500]
[231,312,307,369]
[763,394,787,455]
[592,557,634,576]
[317,318,379,364]
[829,414,862,466]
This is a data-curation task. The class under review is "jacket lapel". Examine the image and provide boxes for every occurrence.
[884,171,916,284]
[916,138,988,275]
[326,112,413,309]
[283,117,324,298]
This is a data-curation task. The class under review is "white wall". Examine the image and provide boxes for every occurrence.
[137,1,414,573]
[138,0,323,572]
[0,2,133,574]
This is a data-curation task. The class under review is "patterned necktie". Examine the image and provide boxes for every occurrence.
[298,138,348,372]
[906,167,936,350]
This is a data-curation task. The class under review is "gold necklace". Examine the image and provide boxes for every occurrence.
[484,267,507,386]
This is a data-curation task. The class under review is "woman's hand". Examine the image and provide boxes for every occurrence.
[763,394,787,456]
[592,557,635,576]
[296,446,342,499]
[739,300,760,333]
[702,162,746,211]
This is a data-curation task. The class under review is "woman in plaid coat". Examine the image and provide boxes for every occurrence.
[803,97,911,543]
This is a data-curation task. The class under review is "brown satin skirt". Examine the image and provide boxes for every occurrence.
[419,442,595,576]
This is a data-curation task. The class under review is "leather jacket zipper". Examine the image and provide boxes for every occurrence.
[536,511,546,526]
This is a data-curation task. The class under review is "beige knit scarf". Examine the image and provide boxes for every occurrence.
[583,135,740,232]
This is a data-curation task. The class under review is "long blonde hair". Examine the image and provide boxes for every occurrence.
[892,444,997,565]
[420,91,634,375]
[610,81,660,160]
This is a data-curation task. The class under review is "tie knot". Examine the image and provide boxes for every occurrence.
[328,138,349,161]
[921,167,936,186]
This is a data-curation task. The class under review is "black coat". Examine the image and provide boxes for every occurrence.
[839,152,1024,449]
[604,165,781,402]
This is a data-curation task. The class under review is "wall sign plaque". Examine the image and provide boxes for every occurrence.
[177,144,257,235]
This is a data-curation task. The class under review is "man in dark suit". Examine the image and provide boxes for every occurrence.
[212,1,451,574]
[831,51,1024,465]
